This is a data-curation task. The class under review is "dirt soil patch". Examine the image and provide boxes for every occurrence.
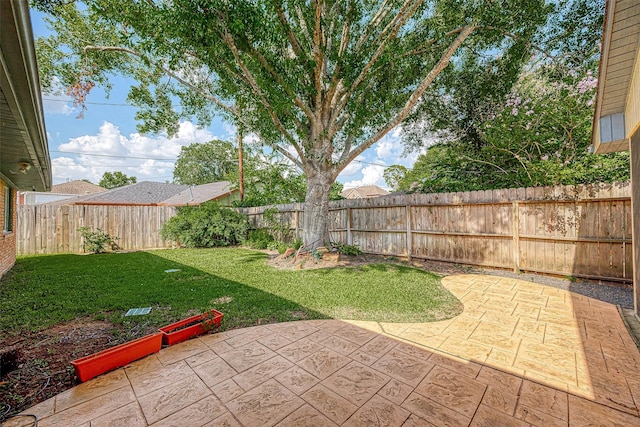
[0,319,157,422]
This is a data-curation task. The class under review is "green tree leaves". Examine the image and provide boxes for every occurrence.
[99,171,137,189]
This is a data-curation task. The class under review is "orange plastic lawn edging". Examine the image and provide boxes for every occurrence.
[71,332,163,382]
[159,309,224,346]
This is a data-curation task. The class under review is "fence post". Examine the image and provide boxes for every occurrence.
[347,207,352,245]
[406,204,412,262]
[512,201,520,272]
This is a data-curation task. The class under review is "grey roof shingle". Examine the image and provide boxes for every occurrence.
[160,181,236,206]
[51,180,107,195]
[65,181,189,205]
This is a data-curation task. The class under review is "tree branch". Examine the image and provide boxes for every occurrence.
[334,0,423,118]
[274,2,305,58]
[82,45,238,116]
[272,144,304,169]
[312,0,324,112]
[219,27,301,151]
[337,25,477,173]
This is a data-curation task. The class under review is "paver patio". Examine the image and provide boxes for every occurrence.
[4,274,640,426]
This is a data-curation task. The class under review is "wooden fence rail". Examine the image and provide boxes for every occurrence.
[16,204,177,255]
[238,181,633,283]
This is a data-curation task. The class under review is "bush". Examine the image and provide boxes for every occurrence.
[78,227,119,254]
[333,243,362,256]
[244,229,274,249]
[160,202,249,247]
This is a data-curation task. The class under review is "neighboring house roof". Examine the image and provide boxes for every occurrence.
[0,0,51,191]
[61,181,189,206]
[591,0,640,154]
[51,180,107,195]
[160,181,237,206]
[340,185,390,199]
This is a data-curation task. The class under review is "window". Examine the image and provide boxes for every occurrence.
[4,186,13,233]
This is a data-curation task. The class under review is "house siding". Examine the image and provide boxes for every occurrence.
[0,179,17,277]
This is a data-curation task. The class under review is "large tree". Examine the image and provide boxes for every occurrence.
[173,139,238,185]
[35,0,550,247]
[99,171,137,189]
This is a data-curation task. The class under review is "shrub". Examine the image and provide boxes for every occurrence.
[78,227,119,254]
[244,229,274,249]
[160,202,248,247]
[333,243,362,256]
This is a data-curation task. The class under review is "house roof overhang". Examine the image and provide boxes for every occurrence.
[591,0,640,155]
[0,0,51,191]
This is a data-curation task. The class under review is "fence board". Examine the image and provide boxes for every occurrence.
[17,205,177,254]
[236,181,632,283]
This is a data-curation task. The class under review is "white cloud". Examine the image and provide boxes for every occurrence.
[343,164,386,189]
[52,121,217,184]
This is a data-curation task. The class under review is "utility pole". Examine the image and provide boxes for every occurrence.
[238,127,244,202]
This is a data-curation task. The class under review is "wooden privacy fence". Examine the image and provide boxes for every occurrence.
[238,181,633,283]
[17,204,177,255]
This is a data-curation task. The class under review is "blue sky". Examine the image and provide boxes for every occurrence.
[31,9,421,188]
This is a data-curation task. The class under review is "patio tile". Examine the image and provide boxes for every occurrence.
[568,394,640,426]
[402,392,471,427]
[372,349,434,387]
[225,327,271,349]
[233,355,293,391]
[275,365,320,394]
[129,360,194,397]
[16,396,55,421]
[211,378,245,403]
[469,324,521,353]
[55,369,130,412]
[515,403,568,427]
[226,379,304,427]
[401,414,436,426]
[191,355,238,387]
[137,375,211,424]
[156,339,209,366]
[392,341,434,360]
[217,341,276,372]
[414,365,486,418]
[277,338,323,362]
[470,404,528,427]
[343,394,411,427]
[477,366,522,416]
[302,384,358,424]
[44,386,136,427]
[320,335,361,356]
[184,349,217,367]
[148,395,227,427]
[322,361,390,406]
[298,348,351,379]
[83,402,146,427]
[202,412,243,427]
[305,329,334,343]
[267,322,319,341]
[438,336,492,363]
[124,354,164,379]
[275,404,338,427]
[333,324,377,345]
[378,378,414,405]
[315,319,349,334]
[518,380,568,421]
[204,339,234,355]
[485,348,518,371]
[427,351,482,379]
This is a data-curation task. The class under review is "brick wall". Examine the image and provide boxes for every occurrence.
[0,179,17,277]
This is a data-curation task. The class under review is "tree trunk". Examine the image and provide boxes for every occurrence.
[302,167,333,249]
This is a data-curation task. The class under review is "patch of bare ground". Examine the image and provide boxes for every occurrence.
[0,319,157,422]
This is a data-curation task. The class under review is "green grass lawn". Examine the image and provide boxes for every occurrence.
[0,248,462,336]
